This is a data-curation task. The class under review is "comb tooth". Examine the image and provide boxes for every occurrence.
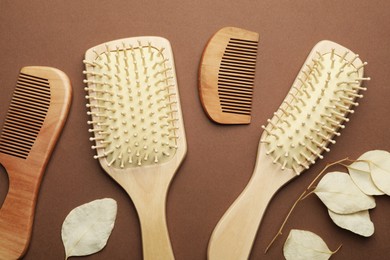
[0,73,50,159]
[207,34,258,119]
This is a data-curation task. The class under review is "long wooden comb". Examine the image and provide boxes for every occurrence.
[199,27,259,124]
[0,66,72,259]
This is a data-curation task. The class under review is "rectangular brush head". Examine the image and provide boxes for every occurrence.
[84,37,187,170]
[199,27,259,124]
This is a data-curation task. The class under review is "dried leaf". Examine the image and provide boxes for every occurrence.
[283,229,337,260]
[348,161,384,196]
[371,164,390,195]
[328,210,374,237]
[62,198,117,259]
[314,171,376,214]
[355,150,390,195]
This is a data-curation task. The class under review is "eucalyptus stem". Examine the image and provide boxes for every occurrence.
[264,157,350,253]
[333,243,343,254]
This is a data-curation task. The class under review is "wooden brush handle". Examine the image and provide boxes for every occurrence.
[111,169,176,260]
[136,193,174,260]
[208,144,296,260]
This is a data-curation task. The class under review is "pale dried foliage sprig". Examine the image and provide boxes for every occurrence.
[266,150,390,254]
[265,157,351,253]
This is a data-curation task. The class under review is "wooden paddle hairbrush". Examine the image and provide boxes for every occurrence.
[84,37,187,260]
[208,40,370,260]
[199,27,259,124]
[0,66,72,259]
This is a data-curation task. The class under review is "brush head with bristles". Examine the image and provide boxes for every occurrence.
[84,37,185,169]
[260,40,369,174]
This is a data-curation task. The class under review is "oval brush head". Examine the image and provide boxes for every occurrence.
[84,38,185,169]
[260,40,369,174]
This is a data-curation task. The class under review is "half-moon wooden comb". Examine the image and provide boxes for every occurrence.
[199,27,259,124]
[0,66,72,259]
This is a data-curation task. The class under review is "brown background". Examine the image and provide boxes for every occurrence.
[1,0,390,259]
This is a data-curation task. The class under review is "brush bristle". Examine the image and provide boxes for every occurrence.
[261,43,369,174]
[84,39,180,168]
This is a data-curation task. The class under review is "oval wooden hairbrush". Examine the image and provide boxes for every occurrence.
[83,37,187,259]
[208,40,370,260]
[0,66,72,259]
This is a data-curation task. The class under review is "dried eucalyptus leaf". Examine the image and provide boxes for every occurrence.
[62,198,117,259]
[328,209,374,237]
[355,150,390,195]
[371,164,390,195]
[314,171,376,214]
[283,229,336,260]
[348,161,384,196]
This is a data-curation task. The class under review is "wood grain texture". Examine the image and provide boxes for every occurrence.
[208,143,296,260]
[199,27,259,124]
[0,66,72,259]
